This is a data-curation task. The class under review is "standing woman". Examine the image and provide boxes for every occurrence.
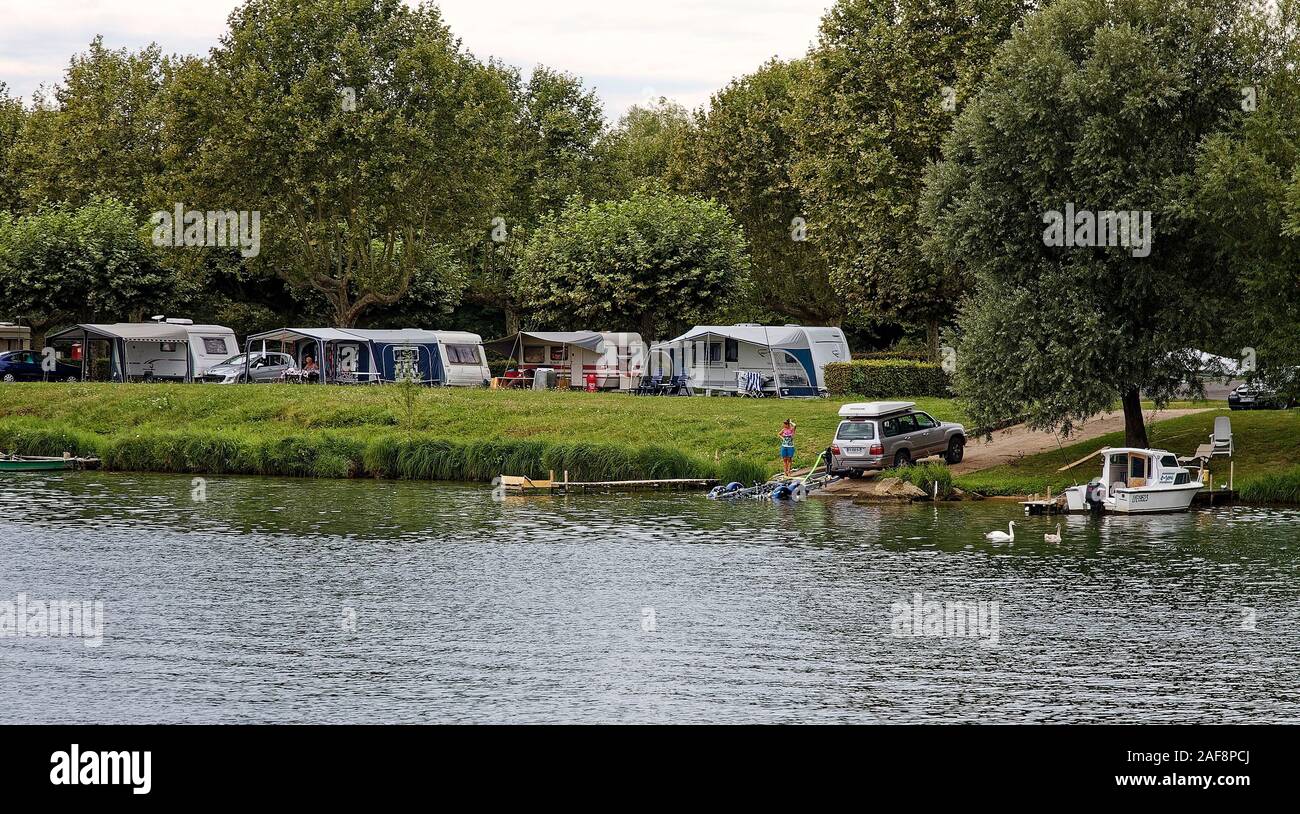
[778,419,796,478]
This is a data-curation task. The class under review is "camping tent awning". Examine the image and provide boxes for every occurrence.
[245,327,373,344]
[483,331,606,355]
[659,325,806,348]
[47,323,192,343]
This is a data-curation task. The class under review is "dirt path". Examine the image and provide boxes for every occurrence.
[947,408,1214,474]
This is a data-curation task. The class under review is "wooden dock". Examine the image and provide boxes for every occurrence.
[499,471,716,494]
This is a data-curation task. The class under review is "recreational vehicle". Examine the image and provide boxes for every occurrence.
[484,331,645,391]
[242,327,490,386]
[651,324,850,397]
[46,320,238,382]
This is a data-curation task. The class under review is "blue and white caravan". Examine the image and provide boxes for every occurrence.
[243,327,489,386]
[650,324,850,397]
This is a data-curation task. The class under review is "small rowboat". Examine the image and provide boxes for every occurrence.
[0,454,101,473]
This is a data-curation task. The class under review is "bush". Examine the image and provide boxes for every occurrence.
[886,460,954,498]
[1239,467,1300,504]
[851,349,930,362]
[824,360,951,397]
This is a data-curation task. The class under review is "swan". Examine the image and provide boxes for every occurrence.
[985,521,1015,542]
[1044,524,1062,544]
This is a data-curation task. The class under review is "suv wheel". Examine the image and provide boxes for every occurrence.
[893,449,911,468]
[1,373,14,383]
[944,437,965,465]
[64,375,78,383]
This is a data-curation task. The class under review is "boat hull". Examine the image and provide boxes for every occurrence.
[1109,484,1202,513]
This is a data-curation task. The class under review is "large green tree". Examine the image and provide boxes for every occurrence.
[923,0,1257,446]
[163,0,514,327]
[0,83,25,213]
[597,98,693,196]
[1189,0,1300,399]
[11,37,167,212]
[513,188,751,339]
[795,0,1030,356]
[0,198,171,345]
[675,58,839,325]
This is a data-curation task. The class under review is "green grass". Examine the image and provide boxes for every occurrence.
[954,408,1300,497]
[883,460,955,498]
[0,382,968,484]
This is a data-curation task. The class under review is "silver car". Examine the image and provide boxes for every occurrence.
[202,352,294,383]
[830,402,966,476]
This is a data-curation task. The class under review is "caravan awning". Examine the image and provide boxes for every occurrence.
[660,325,807,348]
[246,327,371,344]
[482,331,607,355]
[47,323,192,343]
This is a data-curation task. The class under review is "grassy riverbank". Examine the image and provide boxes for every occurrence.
[954,408,1300,501]
[0,382,967,484]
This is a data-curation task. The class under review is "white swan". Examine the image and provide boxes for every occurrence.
[1044,524,1062,544]
[985,521,1015,542]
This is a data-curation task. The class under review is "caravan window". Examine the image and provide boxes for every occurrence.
[549,345,566,362]
[523,346,544,364]
[707,342,723,364]
[202,336,229,355]
[446,344,480,365]
[725,339,739,363]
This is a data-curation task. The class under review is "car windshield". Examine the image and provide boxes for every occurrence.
[218,354,248,366]
[836,421,875,441]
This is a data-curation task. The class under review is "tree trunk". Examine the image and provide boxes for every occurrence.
[505,307,519,335]
[1121,387,1148,448]
[925,318,941,362]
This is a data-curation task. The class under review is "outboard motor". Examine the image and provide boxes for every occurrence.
[1085,479,1107,511]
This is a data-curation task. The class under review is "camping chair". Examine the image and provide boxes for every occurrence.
[635,374,662,396]
[666,375,692,396]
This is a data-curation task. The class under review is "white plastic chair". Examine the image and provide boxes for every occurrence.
[1209,416,1233,458]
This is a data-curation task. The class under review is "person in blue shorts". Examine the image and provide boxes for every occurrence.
[778,419,796,477]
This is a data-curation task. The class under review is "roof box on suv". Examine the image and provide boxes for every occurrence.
[838,401,915,418]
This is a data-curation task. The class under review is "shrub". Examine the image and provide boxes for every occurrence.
[886,460,954,498]
[824,360,951,397]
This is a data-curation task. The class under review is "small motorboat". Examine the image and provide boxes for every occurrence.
[0,454,99,473]
[1062,447,1203,514]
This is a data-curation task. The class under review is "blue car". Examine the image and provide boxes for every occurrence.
[0,349,83,382]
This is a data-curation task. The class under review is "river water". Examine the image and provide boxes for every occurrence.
[1,471,1297,723]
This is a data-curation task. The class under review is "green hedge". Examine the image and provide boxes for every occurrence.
[824,360,951,398]
[851,350,930,362]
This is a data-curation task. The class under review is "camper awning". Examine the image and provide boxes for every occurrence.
[660,325,807,348]
[47,323,192,343]
[246,327,372,344]
[482,331,607,355]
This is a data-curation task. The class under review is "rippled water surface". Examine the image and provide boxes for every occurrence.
[1,471,1298,723]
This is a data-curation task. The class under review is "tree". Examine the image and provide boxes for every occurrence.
[794,0,1029,357]
[164,0,515,327]
[10,37,167,212]
[922,0,1257,446]
[0,83,25,213]
[597,98,694,196]
[513,188,751,339]
[0,198,171,345]
[1189,0,1300,399]
[675,59,840,325]
[462,65,608,333]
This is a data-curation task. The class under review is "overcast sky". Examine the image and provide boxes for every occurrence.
[0,0,833,119]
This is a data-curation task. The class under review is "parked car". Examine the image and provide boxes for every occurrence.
[829,401,966,476]
[0,349,82,382]
[1227,381,1294,410]
[202,352,294,384]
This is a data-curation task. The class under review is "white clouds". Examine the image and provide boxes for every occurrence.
[0,0,832,117]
